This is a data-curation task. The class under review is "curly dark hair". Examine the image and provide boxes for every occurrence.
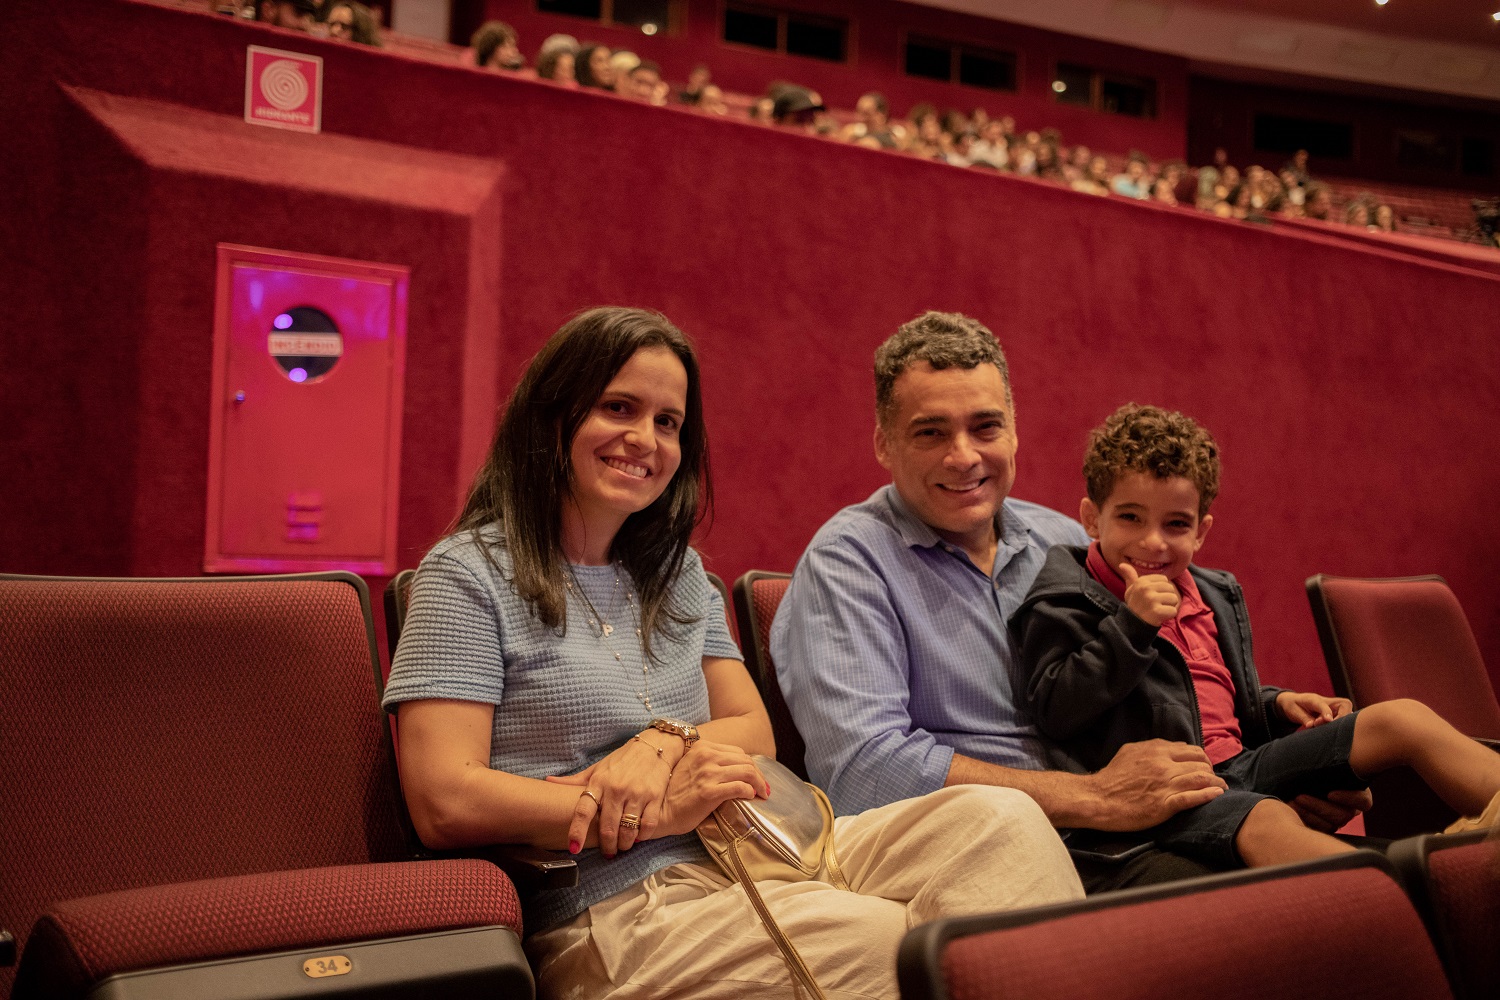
[873,311,1012,428]
[1084,403,1219,517]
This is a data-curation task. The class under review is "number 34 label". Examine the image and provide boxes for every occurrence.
[302,955,352,978]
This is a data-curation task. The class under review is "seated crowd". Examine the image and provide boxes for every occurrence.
[220,3,1464,240]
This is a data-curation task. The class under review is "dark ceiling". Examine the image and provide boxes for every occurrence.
[1186,0,1500,50]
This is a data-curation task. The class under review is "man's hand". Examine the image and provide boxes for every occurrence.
[1084,739,1227,830]
[1288,788,1372,834]
[1275,691,1354,729]
[1118,564,1179,627]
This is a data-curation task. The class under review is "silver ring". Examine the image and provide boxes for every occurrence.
[582,789,601,808]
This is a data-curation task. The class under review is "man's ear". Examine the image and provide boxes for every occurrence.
[1079,497,1101,539]
[873,423,891,471]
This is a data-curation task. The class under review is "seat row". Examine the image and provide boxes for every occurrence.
[0,569,1496,999]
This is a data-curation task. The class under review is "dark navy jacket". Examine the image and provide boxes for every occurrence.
[1009,545,1290,775]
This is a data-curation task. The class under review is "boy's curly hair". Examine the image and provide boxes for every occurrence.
[1084,404,1220,517]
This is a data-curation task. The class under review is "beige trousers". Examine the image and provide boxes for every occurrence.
[526,785,1083,999]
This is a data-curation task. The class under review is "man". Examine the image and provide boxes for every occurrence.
[471,21,524,72]
[626,60,663,103]
[257,0,315,30]
[770,311,1367,890]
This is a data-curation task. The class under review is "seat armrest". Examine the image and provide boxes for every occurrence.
[1477,737,1500,753]
[2,929,15,967]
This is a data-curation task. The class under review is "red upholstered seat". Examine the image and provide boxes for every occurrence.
[0,573,527,1000]
[1306,574,1500,837]
[899,853,1453,1000]
[1389,830,1500,1000]
[731,571,807,779]
[16,860,518,998]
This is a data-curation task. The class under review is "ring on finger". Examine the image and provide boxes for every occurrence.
[582,789,601,808]
[620,813,641,829]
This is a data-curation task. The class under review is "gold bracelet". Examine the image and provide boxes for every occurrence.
[632,734,666,759]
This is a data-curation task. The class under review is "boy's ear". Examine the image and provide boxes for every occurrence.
[1193,512,1213,551]
[1079,497,1101,539]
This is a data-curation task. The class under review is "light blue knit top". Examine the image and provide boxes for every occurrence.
[382,525,742,934]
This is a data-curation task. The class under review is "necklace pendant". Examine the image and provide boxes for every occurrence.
[601,622,614,637]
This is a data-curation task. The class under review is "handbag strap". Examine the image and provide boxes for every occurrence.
[813,786,850,891]
[721,834,829,1000]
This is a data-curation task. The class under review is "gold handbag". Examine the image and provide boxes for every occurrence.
[696,755,848,999]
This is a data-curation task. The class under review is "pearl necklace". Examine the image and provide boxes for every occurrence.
[565,564,651,717]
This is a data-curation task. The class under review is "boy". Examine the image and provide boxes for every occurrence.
[1011,403,1500,868]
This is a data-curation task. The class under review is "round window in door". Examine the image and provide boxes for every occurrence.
[267,306,343,383]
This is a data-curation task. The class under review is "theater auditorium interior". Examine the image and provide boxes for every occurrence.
[3,0,1500,997]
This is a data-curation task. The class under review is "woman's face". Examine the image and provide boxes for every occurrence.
[554,51,575,83]
[589,47,614,86]
[326,3,353,38]
[568,346,688,531]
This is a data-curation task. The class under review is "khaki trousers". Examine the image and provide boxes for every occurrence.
[527,785,1083,999]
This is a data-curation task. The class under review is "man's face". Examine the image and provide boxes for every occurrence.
[630,68,661,101]
[875,362,1017,554]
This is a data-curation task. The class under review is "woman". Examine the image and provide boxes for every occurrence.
[575,44,615,90]
[323,1,378,45]
[536,46,576,86]
[384,307,1082,999]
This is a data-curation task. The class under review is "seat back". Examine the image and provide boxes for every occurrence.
[1306,574,1500,738]
[1389,830,1500,1000]
[899,852,1453,1000]
[0,573,407,1000]
[731,571,807,779]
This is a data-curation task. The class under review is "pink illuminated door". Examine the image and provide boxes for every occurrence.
[205,246,408,574]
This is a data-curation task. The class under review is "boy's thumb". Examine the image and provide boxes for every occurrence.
[1118,562,1139,585]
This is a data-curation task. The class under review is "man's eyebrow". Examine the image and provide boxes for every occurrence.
[907,414,951,428]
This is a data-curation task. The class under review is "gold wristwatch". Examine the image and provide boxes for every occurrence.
[650,717,700,747]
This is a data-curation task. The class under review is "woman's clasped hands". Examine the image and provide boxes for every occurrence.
[550,736,771,857]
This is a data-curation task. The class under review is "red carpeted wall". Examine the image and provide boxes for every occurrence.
[3,0,1500,698]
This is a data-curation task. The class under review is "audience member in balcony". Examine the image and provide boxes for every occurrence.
[610,50,642,93]
[1374,203,1397,233]
[1151,176,1178,207]
[624,60,663,103]
[945,130,979,167]
[1111,155,1151,199]
[969,118,1010,170]
[472,21,524,71]
[1011,131,1040,175]
[1283,147,1312,187]
[840,92,900,149]
[695,84,729,116]
[1344,200,1370,228]
[1304,184,1333,221]
[576,44,616,90]
[1071,155,1112,196]
[257,0,315,30]
[324,1,378,46]
[678,63,712,105]
[1062,144,1091,185]
[384,306,1085,999]
[1034,135,1064,182]
[748,96,775,124]
[1277,169,1306,209]
[772,86,824,132]
[535,45,577,85]
[1196,148,1229,208]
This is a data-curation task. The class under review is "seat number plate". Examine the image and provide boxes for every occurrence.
[302,955,353,978]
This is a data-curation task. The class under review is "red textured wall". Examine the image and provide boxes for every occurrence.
[460,0,1189,160]
[4,0,1500,701]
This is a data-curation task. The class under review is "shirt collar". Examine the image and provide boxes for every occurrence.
[1085,541,1207,614]
[882,484,1033,561]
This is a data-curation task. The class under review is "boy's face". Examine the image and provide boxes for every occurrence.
[1080,472,1212,582]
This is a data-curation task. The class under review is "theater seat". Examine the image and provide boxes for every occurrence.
[730,571,807,779]
[1306,574,1500,838]
[1388,829,1500,1000]
[898,851,1452,1000]
[0,572,531,1000]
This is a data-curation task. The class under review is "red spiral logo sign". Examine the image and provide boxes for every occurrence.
[259,59,309,111]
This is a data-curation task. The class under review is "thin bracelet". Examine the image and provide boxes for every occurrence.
[632,734,674,768]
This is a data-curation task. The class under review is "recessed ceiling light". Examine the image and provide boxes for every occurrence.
[1492,10,1500,19]
[1375,0,1388,6]
[641,22,658,34]
[1052,80,1067,92]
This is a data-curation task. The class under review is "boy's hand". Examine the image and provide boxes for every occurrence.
[1275,691,1354,729]
[1118,563,1179,626]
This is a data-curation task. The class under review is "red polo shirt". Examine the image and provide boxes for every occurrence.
[1086,543,1244,764]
